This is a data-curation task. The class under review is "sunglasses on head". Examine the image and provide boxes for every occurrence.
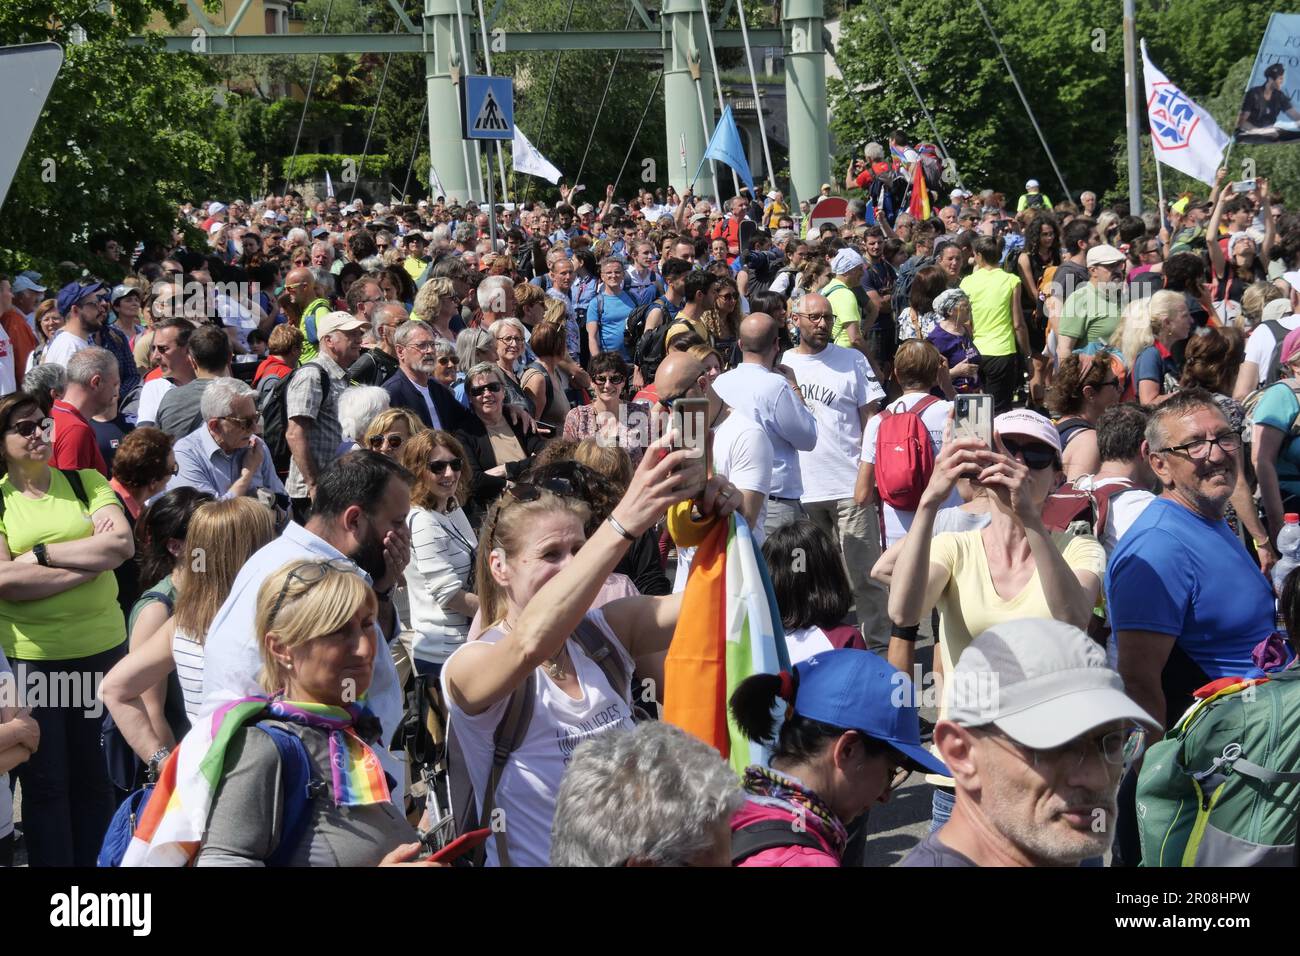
[1001,437,1058,471]
[10,417,53,439]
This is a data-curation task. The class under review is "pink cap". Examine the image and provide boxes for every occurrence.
[1282,326,1300,367]
[994,408,1063,455]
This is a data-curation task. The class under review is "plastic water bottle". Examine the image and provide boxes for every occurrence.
[1272,512,1300,597]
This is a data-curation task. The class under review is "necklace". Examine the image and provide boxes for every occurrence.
[542,650,568,681]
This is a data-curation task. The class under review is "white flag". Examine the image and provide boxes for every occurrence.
[429,163,446,201]
[1141,40,1229,186]
[325,169,335,199]
[511,126,563,184]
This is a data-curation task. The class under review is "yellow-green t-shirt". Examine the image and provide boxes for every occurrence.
[960,267,1022,358]
[824,280,862,348]
[0,468,125,661]
[923,527,1106,785]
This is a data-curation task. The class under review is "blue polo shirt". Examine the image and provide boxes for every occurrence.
[1106,497,1274,726]
[590,291,638,358]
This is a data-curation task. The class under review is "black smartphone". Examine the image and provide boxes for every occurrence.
[669,397,710,498]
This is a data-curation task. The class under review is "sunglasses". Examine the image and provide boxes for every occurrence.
[507,474,581,503]
[266,558,358,631]
[368,433,405,450]
[437,355,460,365]
[221,414,259,430]
[1001,437,1059,471]
[428,457,464,474]
[470,381,503,397]
[593,374,625,386]
[10,417,54,439]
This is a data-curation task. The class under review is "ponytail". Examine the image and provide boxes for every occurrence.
[729,672,791,745]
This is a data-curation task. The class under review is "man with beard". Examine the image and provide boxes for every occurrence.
[45,281,109,367]
[903,618,1159,866]
[200,450,413,803]
[381,320,475,432]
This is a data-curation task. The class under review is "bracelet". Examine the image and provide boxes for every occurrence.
[606,515,635,541]
[374,584,395,600]
[1254,538,1272,550]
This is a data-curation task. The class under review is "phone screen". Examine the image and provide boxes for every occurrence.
[953,394,994,450]
[669,397,710,498]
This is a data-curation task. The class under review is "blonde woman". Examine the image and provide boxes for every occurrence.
[363,406,427,459]
[411,276,462,344]
[101,498,277,758]
[1131,289,1192,404]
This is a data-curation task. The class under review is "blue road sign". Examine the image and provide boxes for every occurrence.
[462,75,514,141]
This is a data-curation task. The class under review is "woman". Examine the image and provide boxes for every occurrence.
[454,327,497,406]
[1207,181,1272,311]
[887,408,1104,829]
[762,520,867,663]
[1015,213,1061,400]
[102,498,277,758]
[520,319,573,432]
[109,426,176,523]
[1251,331,1300,547]
[380,264,417,313]
[1106,297,1154,402]
[897,265,947,343]
[412,276,463,344]
[0,393,134,866]
[337,385,390,456]
[455,362,547,528]
[515,281,548,340]
[25,300,64,372]
[1045,352,1122,481]
[702,275,743,354]
[794,258,831,304]
[571,248,601,322]
[562,352,649,466]
[442,433,739,866]
[925,288,981,395]
[729,649,944,866]
[253,324,302,407]
[491,316,532,410]
[399,430,478,675]
[1132,289,1193,404]
[184,559,422,866]
[363,406,426,460]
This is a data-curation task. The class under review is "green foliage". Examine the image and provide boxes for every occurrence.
[282,153,391,181]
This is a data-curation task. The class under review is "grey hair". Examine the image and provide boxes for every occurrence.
[371,302,408,338]
[1144,387,1226,452]
[864,141,885,161]
[199,376,254,421]
[338,385,390,443]
[66,347,117,387]
[477,274,514,313]
[22,362,66,407]
[464,361,504,389]
[452,223,474,244]
[286,227,309,246]
[549,721,743,867]
[392,319,434,350]
[310,240,333,263]
[489,316,526,345]
[433,337,457,360]
[430,224,451,245]
[456,327,494,371]
[309,266,332,295]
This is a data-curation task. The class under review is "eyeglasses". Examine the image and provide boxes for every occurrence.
[10,417,54,439]
[404,340,438,352]
[1001,437,1059,471]
[1156,432,1242,460]
[428,457,464,474]
[436,355,460,365]
[496,335,524,345]
[470,381,503,397]
[266,558,358,631]
[368,433,404,450]
[221,414,259,430]
[797,312,833,322]
[593,374,625,387]
[979,725,1146,770]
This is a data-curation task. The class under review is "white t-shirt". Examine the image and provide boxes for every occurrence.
[136,378,176,427]
[1246,315,1300,386]
[933,505,992,536]
[442,609,635,867]
[0,649,14,839]
[673,412,773,592]
[784,625,835,664]
[407,375,442,430]
[860,392,957,546]
[42,330,89,368]
[0,322,15,397]
[1070,474,1156,555]
[780,343,885,502]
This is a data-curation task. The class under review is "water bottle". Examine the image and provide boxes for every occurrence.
[1272,512,1300,597]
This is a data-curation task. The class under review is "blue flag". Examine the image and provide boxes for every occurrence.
[694,105,755,196]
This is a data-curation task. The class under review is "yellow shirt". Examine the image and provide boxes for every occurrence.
[960,268,1022,357]
[823,280,861,348]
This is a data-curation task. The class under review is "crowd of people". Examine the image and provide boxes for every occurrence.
[0,129,1297,868]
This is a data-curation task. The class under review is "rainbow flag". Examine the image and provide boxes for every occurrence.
[907,160,931,221]
[662,506,790,775]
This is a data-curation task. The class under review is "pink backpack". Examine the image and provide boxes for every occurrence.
[874,396,941,511]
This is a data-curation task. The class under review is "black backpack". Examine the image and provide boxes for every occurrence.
[260,363,332,474]
[632,316,694,385]
[1260,319,1292,388]
[622,293,672,358]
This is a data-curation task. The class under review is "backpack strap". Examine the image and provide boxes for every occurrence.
[139,589,175,615]
[572,617,632,706]
[480,677,536,867]
[910,395,943,418]
[731,819,831,864]
[255,722,326,867]
[59,468,90,510]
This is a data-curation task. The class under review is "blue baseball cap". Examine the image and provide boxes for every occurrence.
[56,280,106,315]
[791,649,947,776]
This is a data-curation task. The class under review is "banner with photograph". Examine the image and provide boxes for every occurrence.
[1235,13,1300,144]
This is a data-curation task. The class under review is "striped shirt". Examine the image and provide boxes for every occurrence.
[172,628,206,720]
[284,353,347,499]
[403,504,477,665]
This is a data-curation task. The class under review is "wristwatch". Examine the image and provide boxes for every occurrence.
[32,543,50,567]
[147,747,171,779]
[374,584,395,601]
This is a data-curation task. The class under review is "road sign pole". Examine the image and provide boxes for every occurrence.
[486,157,498,250]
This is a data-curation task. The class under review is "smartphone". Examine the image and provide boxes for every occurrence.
[1233,179,1256,194]
[426,827,491,864]
[953,394,994,450]
[669,396,710,498]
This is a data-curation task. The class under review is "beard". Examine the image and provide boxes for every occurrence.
[349,524,388,583]
[984,781,1117,865]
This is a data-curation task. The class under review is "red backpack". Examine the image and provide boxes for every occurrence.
[874,396,942,511]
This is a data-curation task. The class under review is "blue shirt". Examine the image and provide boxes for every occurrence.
[1133,343,1180,391]
[169,425,286,500]
[590,291,638,357]
[1250,382,1300,495]
[1106,497,1274,723]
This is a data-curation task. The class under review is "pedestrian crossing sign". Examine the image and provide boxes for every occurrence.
[462,76,514,141]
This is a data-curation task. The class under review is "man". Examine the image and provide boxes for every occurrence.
[50,347,118,475]
[11,274,45,331]
[822,248,877,362]
[937,205,959,234]
[348,301,406,387]
[170,376,285,500]
[1107,390,1275,734]
[477,275,516,326]
[136,318,196,427]
[44,281,108,367]
[1046,217,1098,323]
[1056,244,1127,362]
[381,320,473,432]
[1236,63,1300,143]
[155,324,232,439]
[712,313,818,536]
[624,241,665,307]
[282,266,331,363]
[902,619,1160,867]
[961,236,1030,413]
[201,450,413,801]
[654,352,772,592]
[550,720,741,867]
[781,293,889,649]
[0,277,37,392]
[638,257,691,340]
[285,311,365,521]
[710,196,750,259]
[861,226,897,358]
[545,255,581,363]
[402,232,429,283]
[1017,179,1054,213]
[1079,191,1098,218]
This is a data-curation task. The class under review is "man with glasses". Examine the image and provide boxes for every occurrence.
[45,281,109,368]
[903,618,1159,867]
[382,320,474,433]
[170,376,285,501]
[348,301,406,388]
[1056,244,1128,363]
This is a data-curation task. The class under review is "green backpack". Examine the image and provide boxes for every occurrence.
[1136,667,1300,866]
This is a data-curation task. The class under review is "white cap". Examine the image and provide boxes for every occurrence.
[261,210,277,221]
[208,222,225,235]
[208,201,227,214]
[830,247,865,274]
[1025,179,1040,190]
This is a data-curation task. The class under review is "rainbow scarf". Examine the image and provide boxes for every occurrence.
[662,505,789,775]
[120,697,390,867]
[907,160,931,221]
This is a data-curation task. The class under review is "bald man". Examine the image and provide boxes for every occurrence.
[654,351,772,592]
[713,313,818,536]
[282,266,332,363]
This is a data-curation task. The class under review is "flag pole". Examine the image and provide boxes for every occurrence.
[1123,0,1143,214]
[1153,151,1166,222]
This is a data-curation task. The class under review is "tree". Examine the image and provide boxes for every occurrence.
[0,1,256,274]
